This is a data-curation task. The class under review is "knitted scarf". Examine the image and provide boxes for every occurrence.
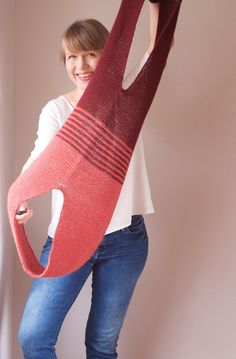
[8,0,183,277]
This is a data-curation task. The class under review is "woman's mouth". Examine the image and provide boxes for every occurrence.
[76,72,93,81]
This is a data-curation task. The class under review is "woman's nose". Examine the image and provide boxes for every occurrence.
[76,57,89,70]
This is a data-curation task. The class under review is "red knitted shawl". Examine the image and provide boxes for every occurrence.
[8,0,182,277]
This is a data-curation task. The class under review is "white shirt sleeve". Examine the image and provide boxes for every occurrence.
[21,101,60,173]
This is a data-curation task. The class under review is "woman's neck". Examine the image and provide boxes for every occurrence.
[64,89,83,107]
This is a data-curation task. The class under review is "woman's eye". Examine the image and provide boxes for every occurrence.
[68,55,76,60]
[87,52,96,57]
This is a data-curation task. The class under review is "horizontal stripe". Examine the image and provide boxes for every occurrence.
[63,119,130,171]
[59,127,128,179]
[57,132,125,184]
[68,111,131,164]
[74,107,132,155]
[61,113,131,167]
[57,107,133,183]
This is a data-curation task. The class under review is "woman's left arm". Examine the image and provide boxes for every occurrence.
[148,1,175,54]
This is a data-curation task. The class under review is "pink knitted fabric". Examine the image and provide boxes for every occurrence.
[8,0,182,277]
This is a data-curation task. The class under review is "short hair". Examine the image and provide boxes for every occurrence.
[60,19,109,63]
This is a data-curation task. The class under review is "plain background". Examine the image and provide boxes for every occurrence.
[1,0,236,358]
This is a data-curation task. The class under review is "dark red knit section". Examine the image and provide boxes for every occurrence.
[57,107,132,184]
[78,0,182,149]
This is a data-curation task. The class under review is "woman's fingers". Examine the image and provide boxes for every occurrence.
[15,203,33,224]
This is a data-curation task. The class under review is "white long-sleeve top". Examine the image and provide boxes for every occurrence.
[22,51,155,236]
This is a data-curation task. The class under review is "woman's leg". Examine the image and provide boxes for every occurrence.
[18,236,93,359]
[85,215,149,359]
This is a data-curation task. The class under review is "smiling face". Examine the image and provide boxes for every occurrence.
[65,48,102,93]
[60,19,109,96]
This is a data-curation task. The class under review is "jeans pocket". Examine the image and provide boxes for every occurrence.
[125,215,145,234]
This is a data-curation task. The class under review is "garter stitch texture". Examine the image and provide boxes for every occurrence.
[8,0,183,278]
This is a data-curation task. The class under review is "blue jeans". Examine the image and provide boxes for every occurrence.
[19,215,149,359]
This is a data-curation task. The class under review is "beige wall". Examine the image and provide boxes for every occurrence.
[10,0,236,358]
[0,0,15,358]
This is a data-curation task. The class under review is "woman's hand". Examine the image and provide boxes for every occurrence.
[15,201,33,224]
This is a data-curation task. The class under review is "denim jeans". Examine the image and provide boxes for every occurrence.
[18,215,149,359]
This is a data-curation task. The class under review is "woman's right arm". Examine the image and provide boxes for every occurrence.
[16,102,60,224]
[148,1,160,54]
[148,1,175,54]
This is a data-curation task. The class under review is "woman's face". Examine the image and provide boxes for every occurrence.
[64,46,102,93]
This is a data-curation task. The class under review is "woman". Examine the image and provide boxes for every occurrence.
[17,2,171,358]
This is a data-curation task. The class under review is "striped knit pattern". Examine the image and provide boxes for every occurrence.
[8,0,183,277]
[57,107,132,184]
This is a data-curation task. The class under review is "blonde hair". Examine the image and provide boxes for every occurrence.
[60,19,109,64]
